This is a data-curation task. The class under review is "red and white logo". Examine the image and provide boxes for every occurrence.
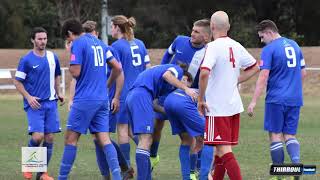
[70,54,76,61]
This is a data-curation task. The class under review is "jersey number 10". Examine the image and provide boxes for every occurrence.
[285,47,296,68]
[92,46,104,67]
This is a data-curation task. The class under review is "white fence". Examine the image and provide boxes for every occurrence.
[0,67,68,96]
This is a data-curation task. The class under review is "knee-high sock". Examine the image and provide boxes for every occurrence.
[285,138,300,163]
[58,144,77,180]
[136,148,151,180]
[270,141,284,164]
[222,152,242,180]
[179,145,191,180]
[150,141,160,158]
[103,144,121,180]
[111,140,128,168]
[190,153,197,173]
[94,140,109,176]
[212,155,225,180]
[199,145,214,180]
[119,143,131,166]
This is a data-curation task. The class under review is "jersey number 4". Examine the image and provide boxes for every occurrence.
[285,47,297,68]
[92,46,104,67]
[229,47,236,68]
[131,45,142,66]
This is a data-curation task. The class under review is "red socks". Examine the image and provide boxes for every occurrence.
[212,155,226,180]
[212,152,242,180]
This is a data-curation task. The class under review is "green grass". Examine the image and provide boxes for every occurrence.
[0,95,319,180]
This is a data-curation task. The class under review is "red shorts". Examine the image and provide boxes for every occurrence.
[204,114,240,145]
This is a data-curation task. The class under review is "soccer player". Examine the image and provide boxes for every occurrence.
[110,15,151,169]
[164,72,205,180]
[247,20,306,179]
[198,11,259,180]
[152,19,213,180]
[126,64,198,180]
[14,27,63,180]
[80,20,132,180]
[58,19,122,180]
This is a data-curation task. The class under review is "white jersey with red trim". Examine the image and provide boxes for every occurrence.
[201,37,256,116]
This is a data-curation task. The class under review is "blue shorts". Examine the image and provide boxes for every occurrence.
[26,100,61,135]
[126,87,154,135]
[116,101,130,124]
[108,107,117,133]
[164,94,205,137]
[155,111,168,121]
[67,100,109,134]
[264,103,301,135]
[155,95,168,121]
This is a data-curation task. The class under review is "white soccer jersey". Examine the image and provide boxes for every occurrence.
[201,37,256,116]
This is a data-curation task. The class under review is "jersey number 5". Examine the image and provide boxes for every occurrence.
[285,47,296,68]
[229,47,236,68]
[131,45,142,66]
[92,46,104,67]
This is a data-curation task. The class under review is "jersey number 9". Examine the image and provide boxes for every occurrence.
[285,47,296,68]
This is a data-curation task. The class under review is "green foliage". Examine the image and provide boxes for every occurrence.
[0,0,319,48]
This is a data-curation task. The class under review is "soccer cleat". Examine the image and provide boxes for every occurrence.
[121,167,134,180]
[23,172,33,179]
[190,172,197,180]
[39,172,54,180]
[150,155,160,171]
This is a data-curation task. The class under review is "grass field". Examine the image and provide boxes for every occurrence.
[0,95,319,180]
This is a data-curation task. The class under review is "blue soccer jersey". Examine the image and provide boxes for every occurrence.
[111,38,150,102]
[131,64,183,99]
[260,37,305,106]
[161,35,206,88]
[70,33,113,101]
[15,50,61,108]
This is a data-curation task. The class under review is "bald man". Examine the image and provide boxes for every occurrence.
[198,11,259,180]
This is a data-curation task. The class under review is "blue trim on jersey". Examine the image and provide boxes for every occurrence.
[260,37,304,106]
[161,35,205,88]
[15,50,61,108]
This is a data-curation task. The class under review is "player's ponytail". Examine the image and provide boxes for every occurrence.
[111,15,135,41]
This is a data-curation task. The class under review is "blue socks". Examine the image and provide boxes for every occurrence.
[150,141,160,157]
[112,140,128,168]
[136,148,151,180]
[190,153,197,173]
[43,142,53,165]
[285,138,300,163]
[103,144,121,180]
[94,140,110,176]
[270,142,284,164]
[119,143,131,166]
[58,144,77,180]
[179,145,191,180]
[132,135,139,145]
[199,145,214,180]
[28,138,40,147]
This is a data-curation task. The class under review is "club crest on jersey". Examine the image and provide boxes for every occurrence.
[70,54,76,61]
